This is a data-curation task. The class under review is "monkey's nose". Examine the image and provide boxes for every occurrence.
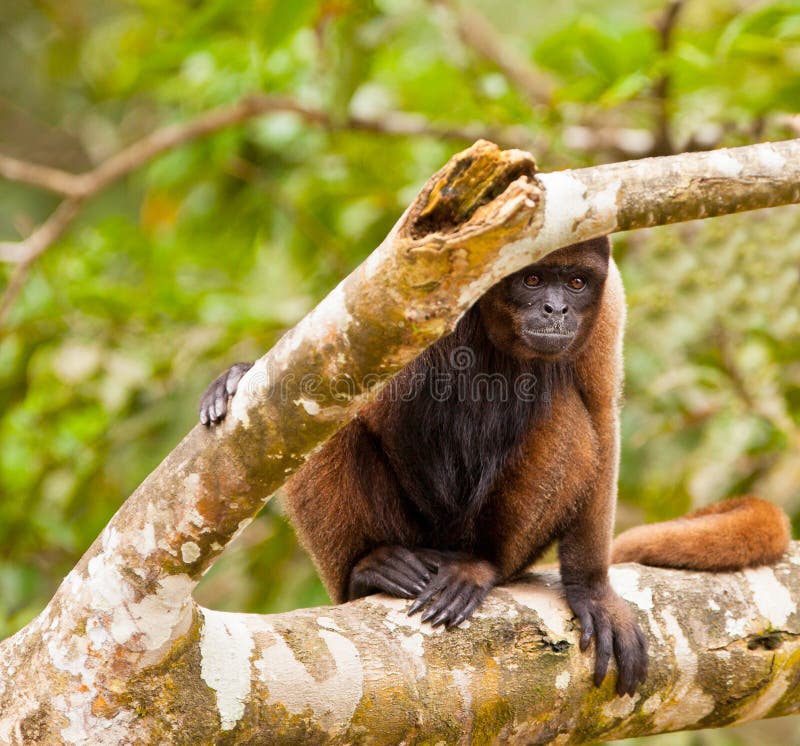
[543,303,568,315]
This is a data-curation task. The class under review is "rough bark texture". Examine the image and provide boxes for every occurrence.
[1,139,800,744]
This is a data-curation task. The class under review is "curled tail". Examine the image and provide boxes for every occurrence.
[612,496,791,571]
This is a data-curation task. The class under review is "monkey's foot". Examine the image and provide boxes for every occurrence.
[408,558,497,628]
[199,362,254,425]
[564,582,648,696]
[348,545,433,600]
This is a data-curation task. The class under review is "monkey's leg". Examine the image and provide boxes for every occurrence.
[407,555,498,628]
[199,362,254,425]
[348,545,433,600]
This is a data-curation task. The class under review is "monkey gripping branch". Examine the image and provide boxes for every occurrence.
[1,139,800,745]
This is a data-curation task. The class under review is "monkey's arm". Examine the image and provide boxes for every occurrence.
[558,259,647,696]
[200,369,431,601]
[284,416,432,604]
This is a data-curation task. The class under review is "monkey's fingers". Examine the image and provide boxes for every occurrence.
[199,362,253,426]
[592,614,614,688]
[613,622,649,696]
[440,584,489,628]
[356,569,418,599]
[421,581,467,625]
[412,548,464,573]
[421,578,492,628]
[387,547,433,585]
[369,546,432,590]
[349,545,433,600]
[199,377,226,425]
[448,587,486,628]
[408,574,447,616]
[576,610,594,652]
[378,566,427,596]
[564,589,612,685]
[569,589,649,695]
[350,560,424,599]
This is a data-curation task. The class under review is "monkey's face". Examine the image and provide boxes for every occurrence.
[478,237,611,361]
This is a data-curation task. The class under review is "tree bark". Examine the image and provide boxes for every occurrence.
[1,138,800,744]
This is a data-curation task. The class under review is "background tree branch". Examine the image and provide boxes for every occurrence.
[430,0,555,109]
[0,95,540,326]
[0,138,799,742]
[650,0,685,156]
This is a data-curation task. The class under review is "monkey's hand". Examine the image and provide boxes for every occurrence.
[199,362,253,426]
[408,557,497,629]
[564,582,648,696]
[348,545,433,601]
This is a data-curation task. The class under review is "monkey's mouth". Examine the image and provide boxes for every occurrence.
[523,328,575,339]
[521,327,576,355]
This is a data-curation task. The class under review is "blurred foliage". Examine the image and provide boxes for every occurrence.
[0,0,799,742]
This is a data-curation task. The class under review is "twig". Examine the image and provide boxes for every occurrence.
[0,198,83,325]
[0,155,85,196]
[0,198,83,263]
[431,0,554,109]
[651,0,685,155]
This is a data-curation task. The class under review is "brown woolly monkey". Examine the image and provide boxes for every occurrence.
[199,236,791,696]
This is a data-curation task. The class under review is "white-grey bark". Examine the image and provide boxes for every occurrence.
[1,139,800,744]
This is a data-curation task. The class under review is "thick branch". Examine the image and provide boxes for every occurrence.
[1,139,799,741]
[2,548,799,743]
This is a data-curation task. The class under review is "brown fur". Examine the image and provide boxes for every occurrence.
[279,239,652,694]
[612,495,791,571]
[284,239,625,603]
[201,236,791,695]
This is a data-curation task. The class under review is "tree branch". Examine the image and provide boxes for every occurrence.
[431,0,554,109]
[0,155,85,196]
[0,96,538,201]
[1,139,799,741]
[0,198,84,325]
[650,0,685,156]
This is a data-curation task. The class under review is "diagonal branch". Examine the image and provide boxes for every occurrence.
[0,155,86,196]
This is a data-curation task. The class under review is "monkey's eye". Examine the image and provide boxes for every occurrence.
[567,276,586,291]
[523,274,541,288]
